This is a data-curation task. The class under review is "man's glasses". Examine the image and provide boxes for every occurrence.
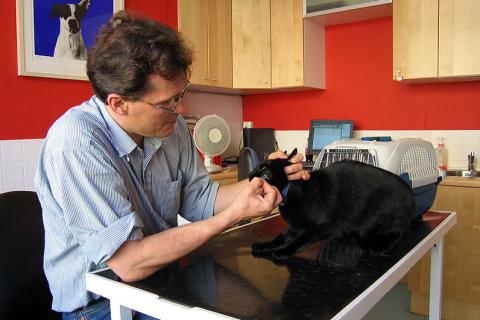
[135,80,190,113]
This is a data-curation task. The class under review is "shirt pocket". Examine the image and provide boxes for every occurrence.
[161,170,183,225]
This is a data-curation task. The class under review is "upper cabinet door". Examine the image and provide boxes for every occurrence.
[439,0,480,78]
[207,0,233,87]
[271,0,304,88]
[393,0,439,80]
[232,0,271,89]
[178,0,209,86]
[178,0,232,88]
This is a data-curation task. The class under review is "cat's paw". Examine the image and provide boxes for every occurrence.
[251,242,274,257]
[271,248,294,260]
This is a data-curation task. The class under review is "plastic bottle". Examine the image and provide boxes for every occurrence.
[435,137,448,171]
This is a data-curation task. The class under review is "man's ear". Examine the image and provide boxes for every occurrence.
[106,94,128,116]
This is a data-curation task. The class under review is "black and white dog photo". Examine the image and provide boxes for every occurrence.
[50,0,90,60]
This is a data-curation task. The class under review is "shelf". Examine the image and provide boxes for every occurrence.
[304,0,392,26]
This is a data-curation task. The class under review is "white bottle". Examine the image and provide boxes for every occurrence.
[435,137,448,171]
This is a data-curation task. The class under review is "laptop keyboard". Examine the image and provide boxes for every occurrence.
[302,160,315,171]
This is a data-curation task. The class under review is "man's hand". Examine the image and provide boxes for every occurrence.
[226,177,282,224]
[268,150,310,181]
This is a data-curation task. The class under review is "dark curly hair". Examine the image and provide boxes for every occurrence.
[86,11,192,104]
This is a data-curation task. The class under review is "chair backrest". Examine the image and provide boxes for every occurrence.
[238,147,260,181]
[0,191,60,319]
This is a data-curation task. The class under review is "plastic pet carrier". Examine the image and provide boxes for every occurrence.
[313,138,441,219]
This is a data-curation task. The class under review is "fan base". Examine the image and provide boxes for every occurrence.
[205,164,222,173]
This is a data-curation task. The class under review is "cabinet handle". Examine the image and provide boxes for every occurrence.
[473,225,480,231]
[395,71,403,81]
[211,79,217,81]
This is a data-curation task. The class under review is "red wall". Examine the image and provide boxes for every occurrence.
[0,0,177,140]
[243,18,480,131]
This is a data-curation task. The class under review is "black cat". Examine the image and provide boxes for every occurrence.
[250,148,416,261]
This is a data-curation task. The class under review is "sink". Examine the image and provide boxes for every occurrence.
[445,170,480,178]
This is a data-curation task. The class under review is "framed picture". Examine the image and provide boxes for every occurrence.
[16,0,124,81]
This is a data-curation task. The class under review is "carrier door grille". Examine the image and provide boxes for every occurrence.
[317,148,377,169]
[400,146,438,179]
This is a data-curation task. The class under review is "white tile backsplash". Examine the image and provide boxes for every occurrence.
[23,139,43,161]
[464,131,480,146]
[0,138,43,193]
[1,140,24,162]
[3,183,27,193]
[23,160,38,185]
[2,161,25,185]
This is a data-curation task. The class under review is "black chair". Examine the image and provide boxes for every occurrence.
[0,191,61,320]
[238,147,260,181]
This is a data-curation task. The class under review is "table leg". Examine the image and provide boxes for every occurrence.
[110,300,133,320]
[429,239,444,320]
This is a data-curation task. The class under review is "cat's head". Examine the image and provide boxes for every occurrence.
[248,148,297,191]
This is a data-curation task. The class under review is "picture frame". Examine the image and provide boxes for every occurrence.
[16,0,124,81]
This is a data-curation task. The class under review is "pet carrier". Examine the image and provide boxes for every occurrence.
[313,138,441,218]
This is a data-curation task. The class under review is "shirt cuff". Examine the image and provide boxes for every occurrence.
[82,212,144,264]
[202,181,219,220]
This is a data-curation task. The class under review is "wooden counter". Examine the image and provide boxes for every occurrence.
[408,175,480,319]
[210,166,238,185]
[440,176,480,188]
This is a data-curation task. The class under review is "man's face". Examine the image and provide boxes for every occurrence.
[126,75,188,140]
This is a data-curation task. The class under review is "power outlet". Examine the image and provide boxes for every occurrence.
[243,121,253,128]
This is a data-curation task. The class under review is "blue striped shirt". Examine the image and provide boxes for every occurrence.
[35,96,219,312]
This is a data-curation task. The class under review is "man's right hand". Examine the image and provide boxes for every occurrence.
[225,177,282,224]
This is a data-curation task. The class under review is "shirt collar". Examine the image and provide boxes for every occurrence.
[92,96,141,157]
[92,96,164,158]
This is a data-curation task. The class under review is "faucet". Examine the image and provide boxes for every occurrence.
[468,152,475,172]
[464,152,476,178]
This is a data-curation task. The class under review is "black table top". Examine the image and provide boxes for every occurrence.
[96,211,451,320]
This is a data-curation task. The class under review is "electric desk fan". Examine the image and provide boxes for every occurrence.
[193,115,231,173]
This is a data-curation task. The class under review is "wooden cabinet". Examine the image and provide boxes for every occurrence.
[271,0,325,89]
[408,179,480,319]
[178,0,325,91]
[438,1,480,78]
[178,0,232,88]
[393,0,480,82]
[232,0,271,89]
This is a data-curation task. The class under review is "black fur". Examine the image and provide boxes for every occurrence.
[249,148,416,260]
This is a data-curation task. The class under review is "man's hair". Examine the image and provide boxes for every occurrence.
[86,11,192,104]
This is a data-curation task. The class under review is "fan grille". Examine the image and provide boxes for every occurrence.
[194,115,230,156]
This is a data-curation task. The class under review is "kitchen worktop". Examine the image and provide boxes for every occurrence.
[440,176,480,188]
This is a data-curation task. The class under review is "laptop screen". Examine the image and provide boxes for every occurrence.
[308,120,353,155]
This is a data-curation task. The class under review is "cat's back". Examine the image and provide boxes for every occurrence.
[311,160,411,192]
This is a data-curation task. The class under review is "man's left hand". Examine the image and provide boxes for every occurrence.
[268,150,310,181]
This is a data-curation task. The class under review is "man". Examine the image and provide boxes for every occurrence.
[35,11,308,319]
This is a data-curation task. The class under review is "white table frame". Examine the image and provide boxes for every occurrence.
[86,211,456,320]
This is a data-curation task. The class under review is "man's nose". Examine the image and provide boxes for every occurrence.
[174,99,187,115]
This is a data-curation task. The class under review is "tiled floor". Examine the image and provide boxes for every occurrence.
[363,282,427,320]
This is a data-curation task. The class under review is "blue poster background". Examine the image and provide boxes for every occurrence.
[34,0,114,57]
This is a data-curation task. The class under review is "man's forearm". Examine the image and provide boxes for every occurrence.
[106,210,238,282]
[214,179,249,214]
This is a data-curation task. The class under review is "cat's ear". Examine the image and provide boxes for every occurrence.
[287,148,298,161]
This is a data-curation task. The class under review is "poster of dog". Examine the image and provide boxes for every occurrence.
[16,0,123,80]
[34,0,114,61]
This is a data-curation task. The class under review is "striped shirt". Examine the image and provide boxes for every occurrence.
[35,96,219,312]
